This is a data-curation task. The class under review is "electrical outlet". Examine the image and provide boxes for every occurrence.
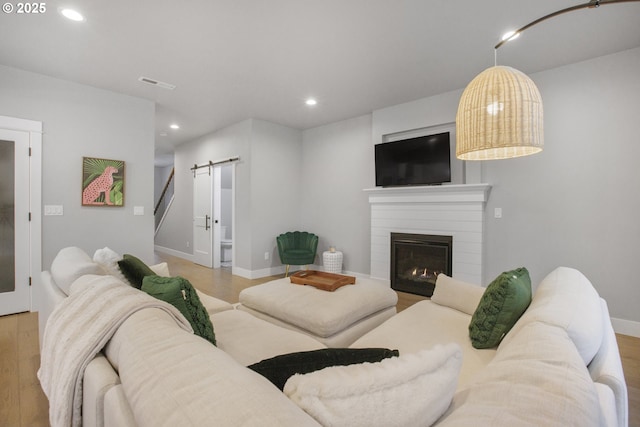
[494,207,503,219]
[264,252,269,260]
[186,241,190,248]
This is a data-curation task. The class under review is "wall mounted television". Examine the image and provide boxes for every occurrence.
[375,132,451,187]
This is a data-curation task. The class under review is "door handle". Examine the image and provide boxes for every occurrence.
[205,215,210,230]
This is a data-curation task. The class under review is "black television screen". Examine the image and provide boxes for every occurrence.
[375,132,451,187]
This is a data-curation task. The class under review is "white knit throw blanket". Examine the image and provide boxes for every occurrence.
[38,276,193,427]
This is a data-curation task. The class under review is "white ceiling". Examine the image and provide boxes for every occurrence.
[1,0,639,162]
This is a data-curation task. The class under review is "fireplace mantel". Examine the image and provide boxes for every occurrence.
[364,184,491,204]
[366,184,492,286]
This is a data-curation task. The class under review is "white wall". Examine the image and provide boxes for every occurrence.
[301,115,374,274]
[300,47,640,329]
[0,64,155,268]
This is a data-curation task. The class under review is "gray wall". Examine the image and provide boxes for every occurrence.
[154,47,640,326]
[483,47,640,325]
[249,119,302,272]
[154,164,174,205]
[155,119,252,266]
[0,64,155,269]
[301,114,373,274]
[299,47,640,325]
[156,118,302,276]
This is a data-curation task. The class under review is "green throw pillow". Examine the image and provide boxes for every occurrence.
[117,254,156,289]
[142,275,216,346]
[248,348,399,390]
[469,267,532,349]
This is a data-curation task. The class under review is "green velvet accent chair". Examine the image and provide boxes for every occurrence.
[277,231,319,277]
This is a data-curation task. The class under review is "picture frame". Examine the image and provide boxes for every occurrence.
[81,157,125,207]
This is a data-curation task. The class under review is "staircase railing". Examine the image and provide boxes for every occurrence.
[154,167,174,215]
[155,195,174,236]
[154,168,174,234]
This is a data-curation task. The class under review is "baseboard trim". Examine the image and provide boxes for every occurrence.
[611,317,640,338]
[154,245,194,262]
[232,265,286,279]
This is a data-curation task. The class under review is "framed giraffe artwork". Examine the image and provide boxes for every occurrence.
[81,157,125,207]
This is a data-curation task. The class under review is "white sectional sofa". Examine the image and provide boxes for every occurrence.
[37,246,628,427]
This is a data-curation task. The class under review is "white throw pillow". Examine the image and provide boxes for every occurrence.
[51,247,106,295]
[284,343,462,427]
[149,262,170,277]
[431,274,485,316]
[93,247,128,283]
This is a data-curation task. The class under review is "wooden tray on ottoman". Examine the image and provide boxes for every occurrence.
[290,270,356,291]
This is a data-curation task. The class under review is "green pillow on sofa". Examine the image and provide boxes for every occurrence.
[117,254,156,289]
[142,275,216,346]
[469,267,532,349]
[248,348,399,390]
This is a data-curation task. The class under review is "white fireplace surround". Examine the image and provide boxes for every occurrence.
[365,184,492,286]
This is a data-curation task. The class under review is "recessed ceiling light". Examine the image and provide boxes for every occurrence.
[60,8,85,22]
[501,30,520,42]
[305,98,318,106]
[170,124,180,130]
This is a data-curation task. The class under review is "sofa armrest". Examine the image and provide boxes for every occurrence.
[83,354,121,427]
[104,385,137,427]
[38,270,68,346]
[587,299,628,427]
[595,383,619,427]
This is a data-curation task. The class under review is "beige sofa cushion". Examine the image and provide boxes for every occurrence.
[110,308,320,426]
[501,267,603,365]
[431,274,485,315]
[351,300,496,387]
[51,247,105,295]
[439,321,603,426]
[211,310,325,366]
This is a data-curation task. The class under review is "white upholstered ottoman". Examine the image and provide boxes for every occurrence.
[238,277,398,347]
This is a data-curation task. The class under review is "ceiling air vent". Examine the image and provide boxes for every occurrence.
[138,76,176,90]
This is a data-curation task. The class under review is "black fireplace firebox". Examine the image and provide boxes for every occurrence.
[390,233,452,297]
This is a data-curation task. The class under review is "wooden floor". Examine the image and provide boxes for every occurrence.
[0,311,49,426]
[1,252,638,426]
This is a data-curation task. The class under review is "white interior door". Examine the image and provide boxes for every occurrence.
[193,166,212,267]
[212,166,221,269]
[0,129,31,316]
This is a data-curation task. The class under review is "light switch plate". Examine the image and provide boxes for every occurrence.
[133,206,144,216]
[44,205,63,216]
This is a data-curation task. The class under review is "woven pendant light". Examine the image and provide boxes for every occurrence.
[456,65,543,160]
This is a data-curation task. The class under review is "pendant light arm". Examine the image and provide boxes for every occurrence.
[494,0,640,50]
